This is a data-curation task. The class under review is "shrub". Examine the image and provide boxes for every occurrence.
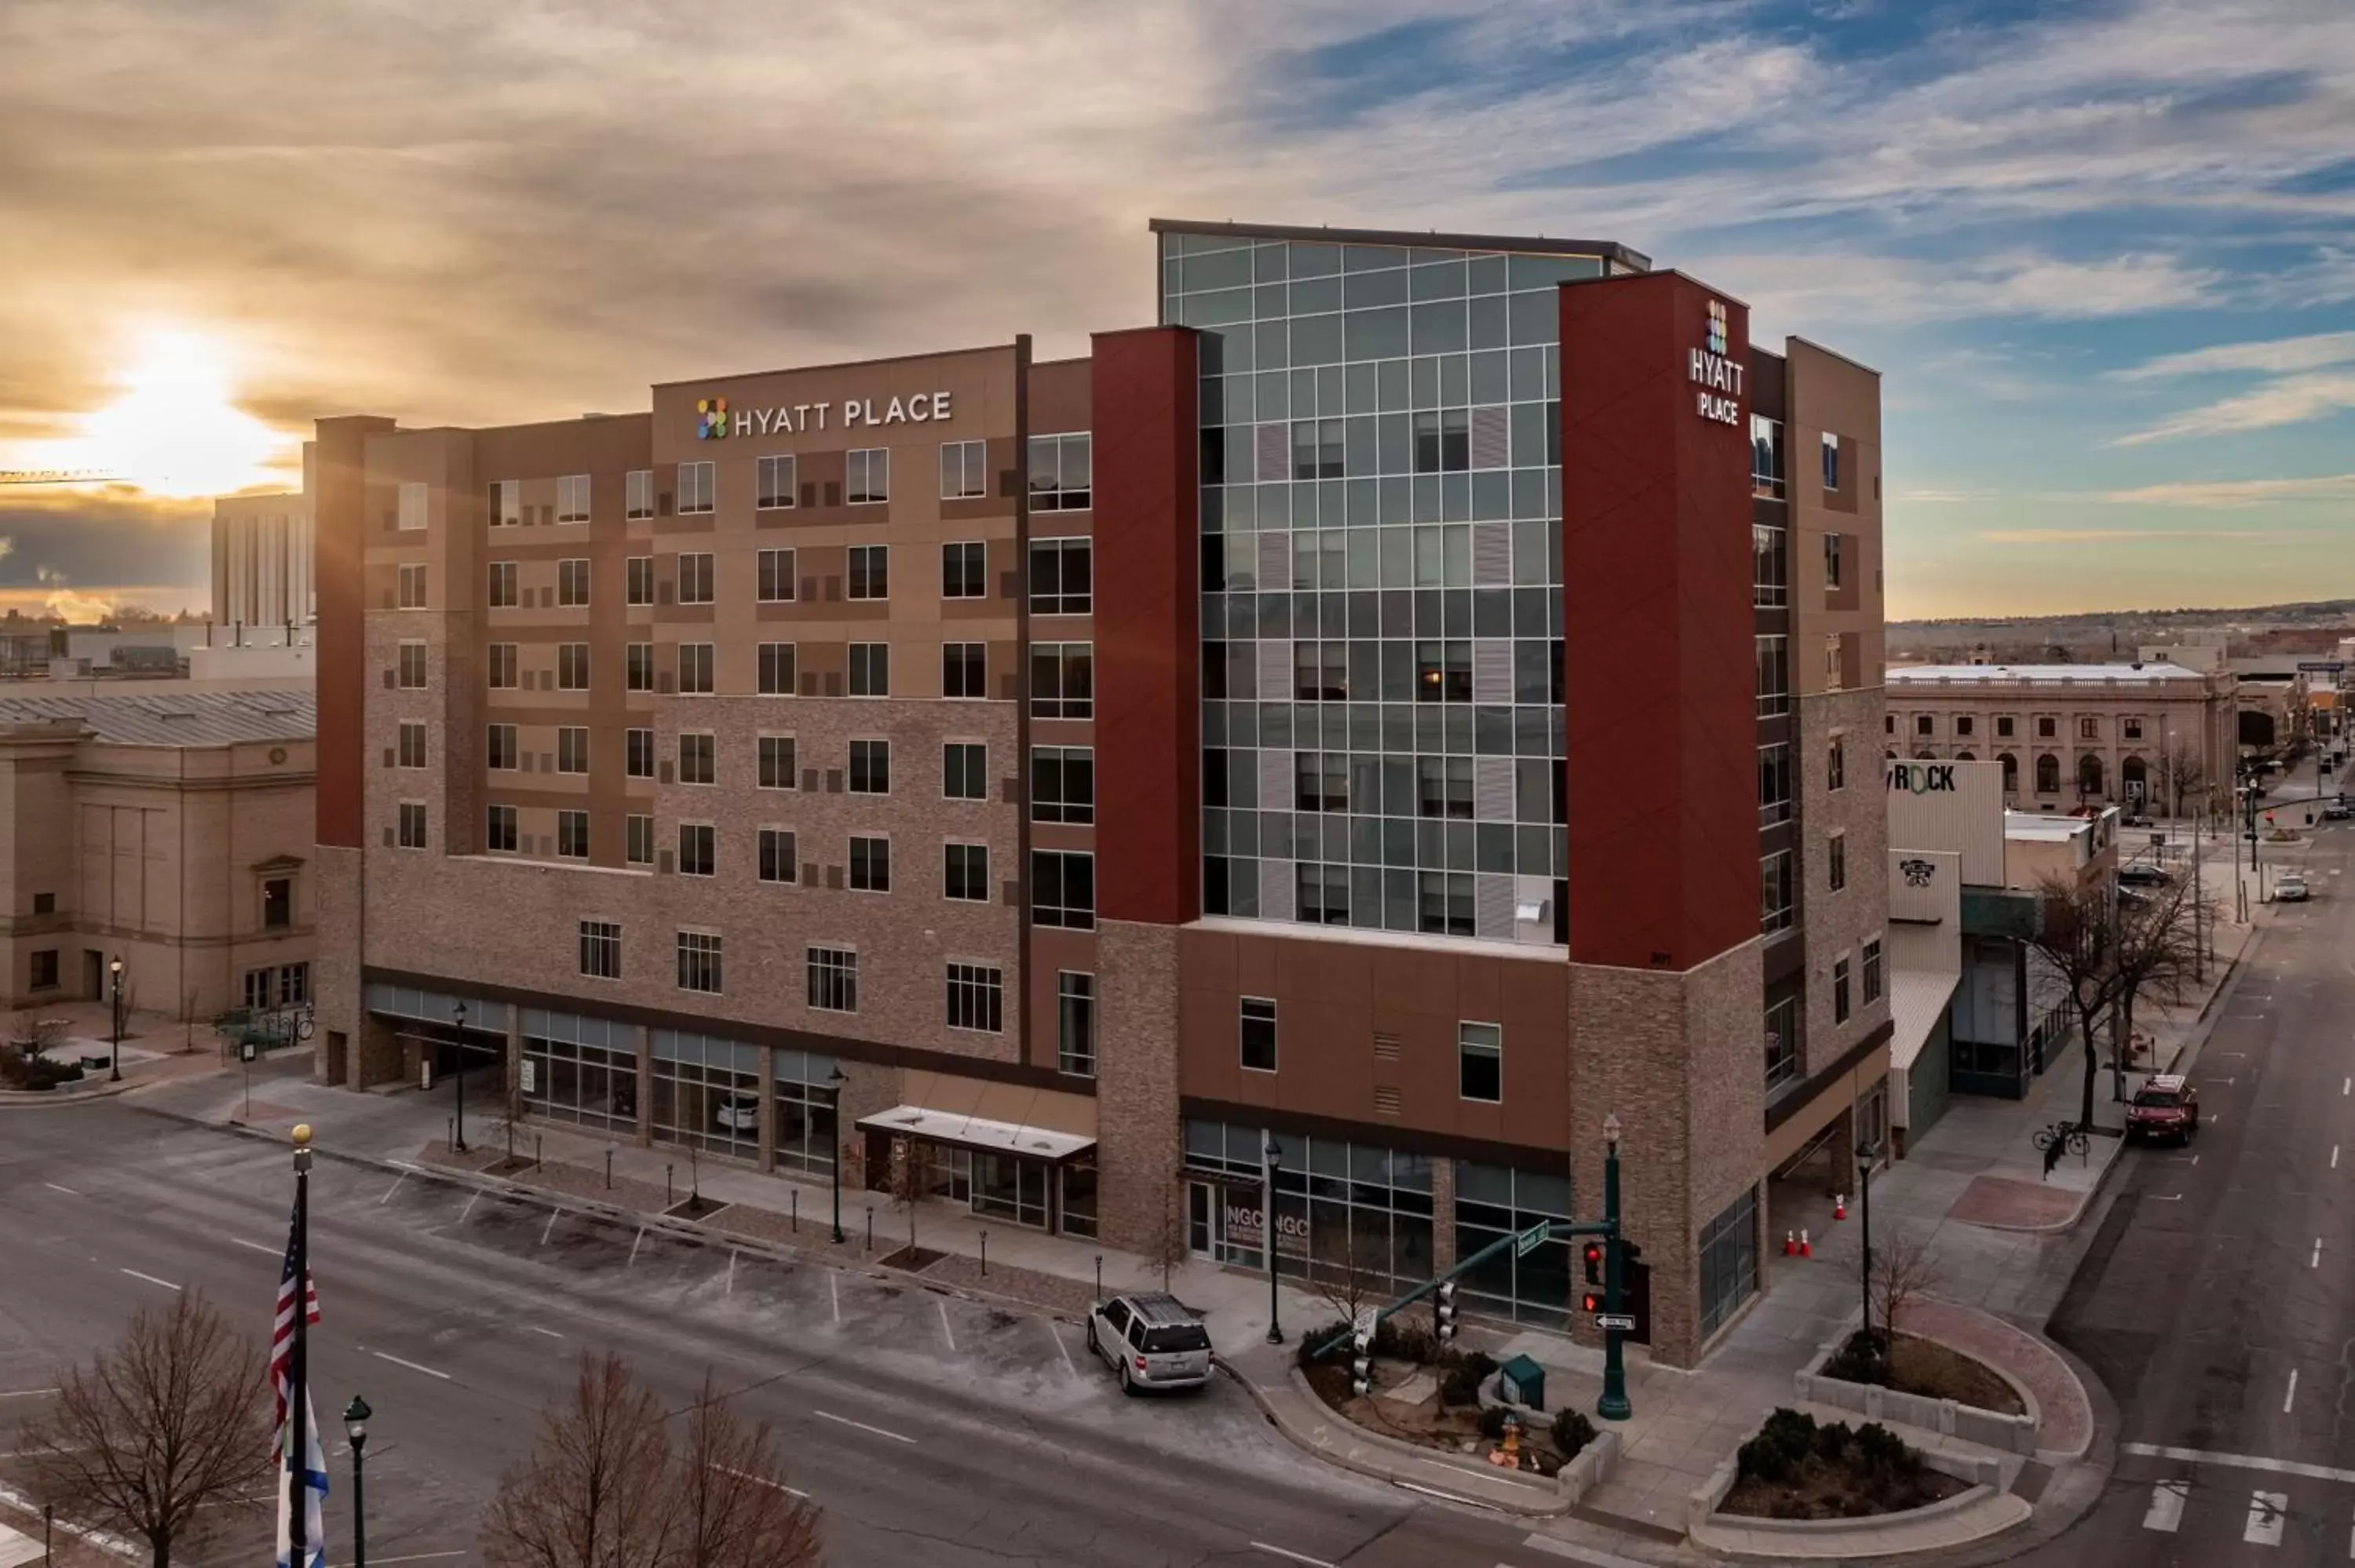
[1824,1329,1889,1386]
[1758,1407,1817,1456]
[1551,1409,1597,1460]
[1853,1422,1919,1479]
[1438,1366,1483,1408]
[0,1044,82,1092]
[1374,1318,1437,1364]
[1296,1321,1350,1373]
[1812,1419,1855,1462]
[1477,1406,1510,1440]
[1739,1433,1797,1485]
[1739,1408,1821,1484]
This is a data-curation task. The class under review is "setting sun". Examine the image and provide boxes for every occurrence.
[39,327,289,498]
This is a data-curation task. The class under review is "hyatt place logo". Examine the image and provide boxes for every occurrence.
[696,397,729,439]
[1706,300,1728,357]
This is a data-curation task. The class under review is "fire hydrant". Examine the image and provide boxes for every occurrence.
[1490,1411,1522,1467]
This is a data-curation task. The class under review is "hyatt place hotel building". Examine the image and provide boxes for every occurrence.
[310,219,1888,1366]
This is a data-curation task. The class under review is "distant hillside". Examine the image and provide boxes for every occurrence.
[1889,600,2355,665]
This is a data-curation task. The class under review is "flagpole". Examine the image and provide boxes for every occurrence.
[290,1124,313,1567]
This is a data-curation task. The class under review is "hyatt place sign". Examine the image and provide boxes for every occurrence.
[696,390,955,439]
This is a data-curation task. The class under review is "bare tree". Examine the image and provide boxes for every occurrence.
[887,1134,920,1254]
[2154,739,2207,820]
[481,1352,678,1568]
[671,1373,823,1568]
[1868,1234,1942,1351]
[2025,870,2211,1131]
[16,1293,272,1568]
[1140,1178,1190,1293]
[2109,872,2207,1096]
[1307,1225,1394,1334]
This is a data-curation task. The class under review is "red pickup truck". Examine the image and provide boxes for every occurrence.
[2127,1074,2200,1145]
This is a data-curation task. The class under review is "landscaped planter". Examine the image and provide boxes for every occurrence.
[1795,1335,2040,1457]
[1689,1409,2006,1534]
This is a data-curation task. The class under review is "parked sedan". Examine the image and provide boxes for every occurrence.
[2276,872,2310,903]
[2118,863,2173,888]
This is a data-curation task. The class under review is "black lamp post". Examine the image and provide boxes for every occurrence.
[1598,1112,1631,1420]
[108,956,125,1081]
[1262,1131,1284,1346]
[1857,1135,1881,1362]
[450,1001,468,1153]
[342,1395,372,1568]
[827,1065,848,1245]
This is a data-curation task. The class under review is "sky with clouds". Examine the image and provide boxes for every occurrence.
[0,0,2349,618]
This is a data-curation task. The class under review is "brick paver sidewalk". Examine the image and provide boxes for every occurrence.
[1907,1299,2091,1457]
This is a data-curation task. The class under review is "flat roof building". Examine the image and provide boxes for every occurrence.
[306,219,1887,1366]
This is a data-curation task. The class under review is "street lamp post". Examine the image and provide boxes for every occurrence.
[1856,1136,1880,1364]
[827,1066,847,1245]
[1262,1132,1284,1346]
[450,1001,469,1153]
[343,1396,372,1568]
[108,956,125,1082]
[1598,1113,1631,1421]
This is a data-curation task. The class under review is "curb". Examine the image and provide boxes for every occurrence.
[0,1074,148,1108]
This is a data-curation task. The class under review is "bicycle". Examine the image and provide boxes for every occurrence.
[2032,1123,2090,1156]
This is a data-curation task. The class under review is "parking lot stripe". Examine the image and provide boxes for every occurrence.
[2286,1370,2300,1413]
[937,1300,957,1354]
[830,1272,840,1324]
[629,1226,644,1269]
[540,1209,560,1247]
[726,1250,737,1298]
[1050,1320,1078,1377]
[2143,1479,2188,1532]
[1248,1544,1334,1568]
[378,1172,407,1205]
[458,1192,481,1225]
[42,1182,78,1196]
[813,1409,913,1444]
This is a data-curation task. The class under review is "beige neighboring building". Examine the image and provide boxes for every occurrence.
[214,483,315,632]
[1885,662,2235,818]
[0,684,317,1019]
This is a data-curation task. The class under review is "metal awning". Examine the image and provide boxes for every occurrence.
[856,1104,1096,1165]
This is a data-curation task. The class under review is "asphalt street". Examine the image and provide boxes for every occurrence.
[2010,800,2355,1566]
[0,1102,1630,1568]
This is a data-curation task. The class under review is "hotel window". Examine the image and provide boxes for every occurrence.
[1057,973,1096,1078]
[2038,717,2056,738]
[758,642,796,695]
[1997,715,2016,738]
[1828,830,1847,892]
[677,461,715,515]
[1834,957,1853,1024]
[626,814,654,866]
[808,946,857,1012]
[1031,643,1093,718]
[1028,432,1091,509]
[579,920,621,980]
[396,801,427,849]
[677,822,715,877]
[757,547,796,603]
[396,642,427,689]
[677,552,715,604]
[557,809,590,859]
[1415,756,1474,819]
[1031,746,1094,823]
[1758,742,1791,827]
[1754,635,1788,718]
[1459,1022,1502,1103]
[1761,849,1795,934]
[848,643,889,697]
[677,931,723,994]
[557,726,589,774]
[485,804,517,852]
[487,644,517,689]
[1824,531,1843,589]
[1825,634,1844,691]
[1030,538,1092,614]
[940,439,988,500]
[1291,418,1345,480]
[396,482,428,531]
[678,731,716,786]
[1297,863,1348,924]
[941,541,986,600]
[756,454,797,510]
[1418,871,1476,936]
[397,720,427,769]
[943,741,988,800]
[849,836,891,893]
[1828,735,1846,791]
[1751,414,1784,498]
[758,735,796,789]
[625,469,653,521]
[2079,716,2099,739]
[1413,642,1472,703]
[943,642,986,699]
[849,738,889,794]
[1032,850,1095,929]
[677,643,714,695]
[557,474,590,524]
[846,447,889,505]
[847,545,889,600]
[396,563,427,609]
[1239,998,1277,1074]
[557,559,590,607]
[557,643,590,690]
[758,828,798,884]
[1956,716,1975,738]
[1915,714,1933,737]
[945,962,1003,1033]
[1864,938,1884,1005]
[626,644,654,692]
[944,842,990,902]
[2124,717,2143,740]
[487,561,518,607]
[1413,409,1471,472]
[1752,523,1786,607]
[2036,753,2061,792]
[1821,432,1841,491]
[626,727,653,779]
[626,556,654,606]
[1765,994,1798,1091]
[490,480,521,527]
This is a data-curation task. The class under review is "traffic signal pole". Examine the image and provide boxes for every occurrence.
[1598,1116,1630,1420]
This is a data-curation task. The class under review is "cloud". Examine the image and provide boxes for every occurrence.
[2098,472,2355,508]
[1974,528,2288,546]
[2115,370,2355,444]
[2114,329,2355,381]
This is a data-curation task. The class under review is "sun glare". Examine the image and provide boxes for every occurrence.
[53,328,289,498]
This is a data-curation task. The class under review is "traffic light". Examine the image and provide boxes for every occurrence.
[1350,1330,1373,1398]
[1581,1289,1601,1314]
[1435,1280,1458,1342]
[1583,1240,1605,1286]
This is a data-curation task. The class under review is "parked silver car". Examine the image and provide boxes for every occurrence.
[1086,1293,1213,1394]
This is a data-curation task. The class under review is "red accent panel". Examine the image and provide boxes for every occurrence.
[1560,275,1758,969]
[1091,326,1200,926]
[312,416,393,849]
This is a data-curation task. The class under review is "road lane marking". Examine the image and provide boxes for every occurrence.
[2143,1479,2188,1533]
[0,1389,58,1398]
[458,1192,481,1225]
[830,1272,840,1324]
[1249,1545,1335,1568]
[937,1300,957,1354]
[710,1461,808,1500]
[726,1249,737,1298]
[42,1182,78,1195]
[228,1238,279,1255]
[629,1227,644,1268]
[378,1172,408,1205]
[2286,1370,2300,1413]
[812,1409,913,1444]
[528,1326,564,1339]
[2315,1239,2324,1268]
[119,1269,181,1292]
[540,1209,560,1247]
[2124,1444,2355,1485]
[333,1555,466,1565]
[2155,1194,2183,1202]
[2335,1146,2342,1169]
[2247,1490,2287,1546]
[371,1351,451,1381]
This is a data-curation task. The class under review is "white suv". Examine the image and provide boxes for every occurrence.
[1086,1293,1213,1394]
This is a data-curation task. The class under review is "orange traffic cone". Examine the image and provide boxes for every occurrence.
[1799,1227,1813,1258]
[1784,1230,1796,1256]
[1835,1193,1848,1221]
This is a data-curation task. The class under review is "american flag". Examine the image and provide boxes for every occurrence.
[272,1197,327,1568]
[270,1204,319,1448]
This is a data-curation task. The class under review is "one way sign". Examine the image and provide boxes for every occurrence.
[1593,1313,1636,1332]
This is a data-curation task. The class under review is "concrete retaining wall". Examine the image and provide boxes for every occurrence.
[1795,1362,2039,1457]
[1691,1439,2003,1534]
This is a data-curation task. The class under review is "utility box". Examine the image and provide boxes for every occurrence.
[1499,1353,1546,1409]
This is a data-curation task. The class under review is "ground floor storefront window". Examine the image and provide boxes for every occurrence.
[1697,1185,1758,1340]
[1181,1118,1433,1291]
[770,1048,838,1176]
[519,1008,637,1134]
[651,1030,761,1159]
[1452,1162,1572,1329]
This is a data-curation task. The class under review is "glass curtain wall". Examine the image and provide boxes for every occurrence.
[1452,1161,1574,1328]
[770,1048,840,1176]
[1180,1118,1434,1289]
[650,1030,762,1160]
[1163,230,1597,943]
[519,1008,637,1134]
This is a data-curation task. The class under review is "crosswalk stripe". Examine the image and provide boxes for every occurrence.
[2143,1479,2187,1533]
[2246,1490,2287,1548]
